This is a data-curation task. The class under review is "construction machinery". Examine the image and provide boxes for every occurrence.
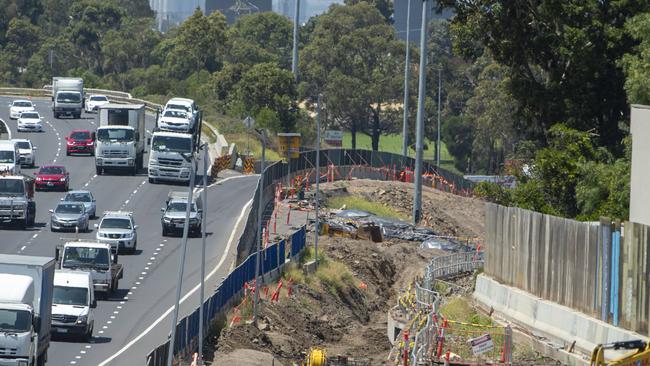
[304,348,369,366]
[590,340,650,366]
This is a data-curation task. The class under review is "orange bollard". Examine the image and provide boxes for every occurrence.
[403,330,409,366]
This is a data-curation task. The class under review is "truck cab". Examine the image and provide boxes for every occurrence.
[0,140,21,175]
[52,77,84,119]
[0,175,36,229]
[51,270,95,340]
[147,131,195,184]
[95,104,145,175]
[55,242,123,300]
[0,255,55,366]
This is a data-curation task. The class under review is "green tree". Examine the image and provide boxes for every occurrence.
[160,9,227,79]
[440,0,649,149]
[621,13,650,104]
[344,0,393,23]
[4,17,41,69]
[227,12,292,68]
[300,2,403,149]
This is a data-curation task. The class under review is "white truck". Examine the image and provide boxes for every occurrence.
[0,174,36,229]
[52,77,84,119]
[51,270,95,340]
[0,254,55,366]
[55,241,123,300]
[95,104,146,175]
[147,131,196,184]
[0,140,21,175]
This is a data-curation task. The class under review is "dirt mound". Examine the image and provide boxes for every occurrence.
[211,180,486,365]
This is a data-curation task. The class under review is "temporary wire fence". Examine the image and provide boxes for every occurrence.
[387,250,498,366]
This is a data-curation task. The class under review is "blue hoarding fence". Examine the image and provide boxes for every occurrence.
[146,225,307,365]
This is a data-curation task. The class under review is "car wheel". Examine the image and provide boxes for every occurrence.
[66,150,70,156]
[130,241,137,254]
[96,166,103,175]
[85,323,93,341]
[148,177,156,184]
[162,226,167,237]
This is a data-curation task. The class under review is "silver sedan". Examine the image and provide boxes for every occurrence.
[61,190,97,218]
[50,202,89,232]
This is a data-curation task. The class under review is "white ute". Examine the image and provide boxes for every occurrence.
[8,100,34,120]
[51,270,95,340]
[12,139,36,168]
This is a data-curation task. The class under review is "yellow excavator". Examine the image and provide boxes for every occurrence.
[590,340,650,365]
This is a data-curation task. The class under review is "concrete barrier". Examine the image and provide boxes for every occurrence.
[474,274,648,357]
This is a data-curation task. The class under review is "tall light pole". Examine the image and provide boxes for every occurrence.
[253,129,266,324]
[198,143,208,365]
[436,68,442,168]
[166,156,196,366]
[291,0,301,83]
[314,94,322,268]
[402,0,412,157]
[413,0,429,225]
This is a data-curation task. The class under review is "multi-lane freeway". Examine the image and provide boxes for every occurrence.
[0,96,257,365]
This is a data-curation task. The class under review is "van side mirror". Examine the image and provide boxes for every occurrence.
[111,253,118,264]
[147,137,151,145]
[91,132,96,141]
[33,315,40,330]
[91,299,97,308]
[54,247,61,262]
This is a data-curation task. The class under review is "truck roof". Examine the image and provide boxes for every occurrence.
[166,97,194,104]
[152,131,193,138]
[0,140,16,147]
[0,274,34,304]
[54,270,91,288]
[0,254,54,267]
[64,241,111,249]
[99,103,145,110]
[101,211,133,218]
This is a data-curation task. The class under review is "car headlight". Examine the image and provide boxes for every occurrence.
[36,177,42,181]
[59,177,66,182]
[163,217,171,223]
[77,315,88,324]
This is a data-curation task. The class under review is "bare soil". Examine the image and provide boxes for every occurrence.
[209,180,487,365]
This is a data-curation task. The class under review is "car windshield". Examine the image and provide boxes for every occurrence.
[65,193,91,202]
[0,309,31,333]
[166,104,190,112]
[0,151,15,164]
[53,286,88,306]
[39,166,63,175]
[56,204,83,214]
[15,142,30,149]
[62,247,110,270]
[90,96,108,101]
[20,112,39,119]
[100,218,131,229]
[97,128,134,142]
[163,110,188,119]
[57,92,81,103]
[152,136,192,153]
[167,202,196,212]
[70,131,90,140]
[13,101,32,108]
[0,179,24,195]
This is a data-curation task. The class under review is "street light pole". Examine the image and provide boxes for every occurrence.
[402,0,412,157]
[166,157,196,366]
[198,144,208,365]
[253,130,266,325]
[436,67,442,168]
[314,94,321,268]
[413,0,429,225]
[291,0,301,83]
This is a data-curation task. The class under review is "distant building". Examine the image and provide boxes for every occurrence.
[206,0,272,24]
[394,0,453,42]
[275,0,342,24]
[150,0,205,31]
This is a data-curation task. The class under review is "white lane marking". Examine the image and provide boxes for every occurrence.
[208,174,257,188]
[85,346,91,349]
[97,198,254,366]
[20,246,26,251]
[32,234,38,239]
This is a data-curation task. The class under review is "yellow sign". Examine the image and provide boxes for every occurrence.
[277,133,301,159]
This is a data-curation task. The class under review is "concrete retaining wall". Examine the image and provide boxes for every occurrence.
[474,274,648,357]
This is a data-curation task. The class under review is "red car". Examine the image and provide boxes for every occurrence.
[66,130,95,156]
[35,165,69,191]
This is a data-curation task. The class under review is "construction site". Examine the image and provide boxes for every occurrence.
[205,178,558,366]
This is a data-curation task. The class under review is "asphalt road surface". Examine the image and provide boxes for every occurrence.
[0,96,257,365]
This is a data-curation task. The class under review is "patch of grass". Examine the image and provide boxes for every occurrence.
[326,194,409,220]
[315,259,355,296]
[227,132,283,161]
[440,297,492,326]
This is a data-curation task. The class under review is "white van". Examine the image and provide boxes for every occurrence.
[0,140,21,175]
[51,270,96,340]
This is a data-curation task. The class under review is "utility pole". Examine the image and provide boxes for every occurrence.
[253,130,266,324]
[401,0,412,157]
[436,67,442,168]
[166,157,196,366]
[413,0,429,225]
[198,144,208,365]
[314,94,321,268]
[291,0,301,83]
